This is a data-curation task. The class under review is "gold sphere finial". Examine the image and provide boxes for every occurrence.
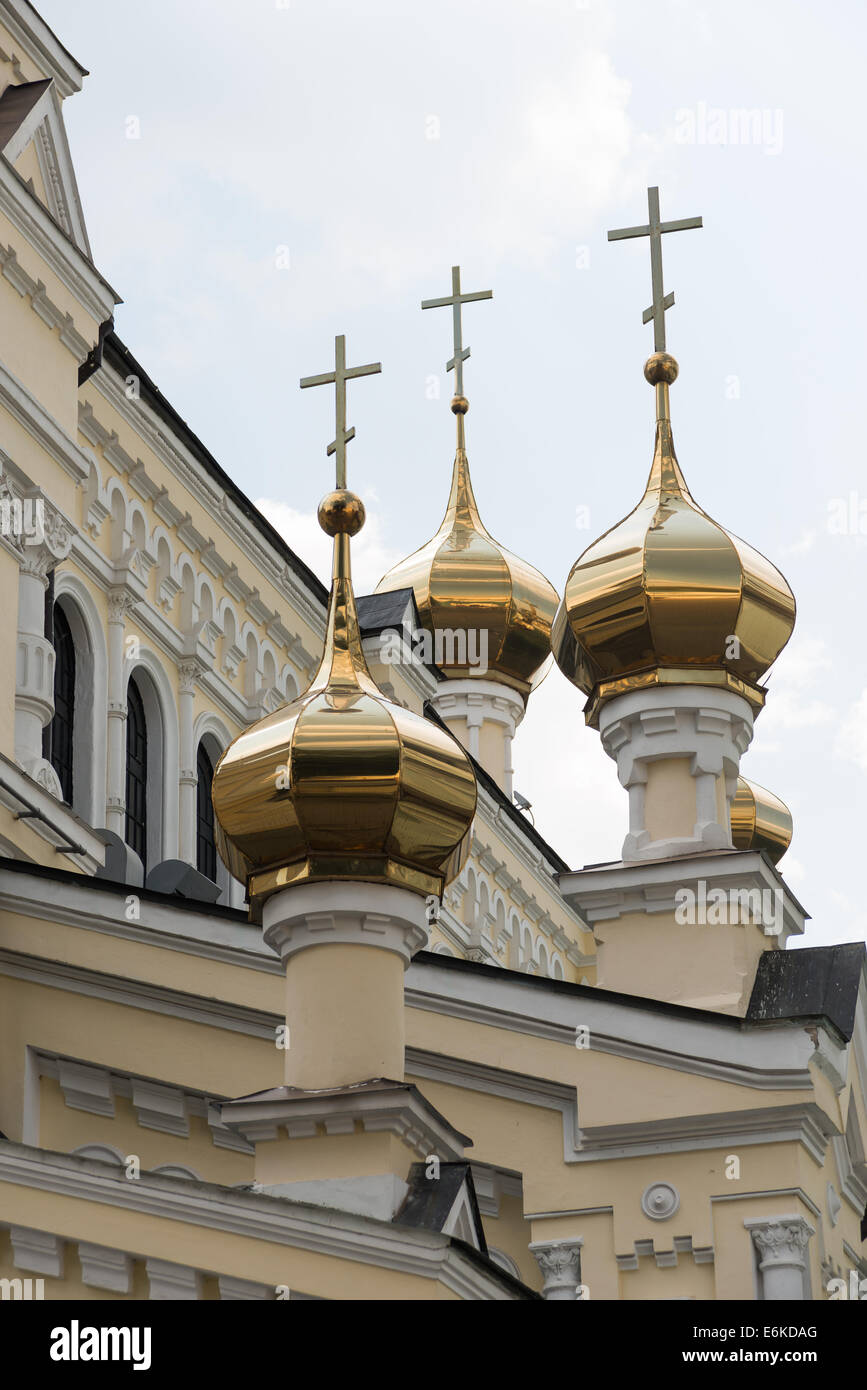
[644,351,679,386]
[451,395,469,416]
[318,489,365,537]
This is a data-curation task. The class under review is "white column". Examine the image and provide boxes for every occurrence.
[431,679,525,796]
[13,501,73,794]
[598,686,753,862]
[106,588,134,837]
[178,659,201,864]
[529,1238,584,1300]
[745,1216,814,1300]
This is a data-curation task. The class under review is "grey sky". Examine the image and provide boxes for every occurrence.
[41,0,867,946]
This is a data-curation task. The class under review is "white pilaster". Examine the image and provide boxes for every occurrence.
[106,587,135,836]
[178,659,202,864]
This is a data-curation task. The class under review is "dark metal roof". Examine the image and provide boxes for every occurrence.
[0,78,51,154]
[397,1160,488,1254]
[356,588,417,634]
[747,943,866,1041]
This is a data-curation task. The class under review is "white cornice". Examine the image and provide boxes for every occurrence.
[0,357,92,482]
[0,753,105,871]
[404,959,818,1091]
[0,2,87,98]
[560,849,807,940]
[0,1142,527,1299]
[0,238,91,357]
[577,1102,836,1166]
[0,155,116,322]
[0,860,824,1095]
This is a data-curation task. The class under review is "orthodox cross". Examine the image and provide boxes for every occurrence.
[608,187,702,352]
[300,335,381,488]
[421,265,492,397]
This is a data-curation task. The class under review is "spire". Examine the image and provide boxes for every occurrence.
[299,333,382,697]
[608,185,702,353]
[422,261,491,405]
[212,335,476,917]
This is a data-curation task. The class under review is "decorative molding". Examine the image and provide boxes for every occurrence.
[0,753,106,870]
[262,882,429,969]
[0,358,93,483]
[145,1257,202,1301]
[36,1051,254,1156]
[57,1059,114,1117]
[82,381,324,643]
[10,1224,64,1277]
[745,1214,815,1300]
[405,961,816,1092]
[529,1238,583,1300]
[78,1241,133,1294]
[0,1,88,98]
[130,1079,189,1138]
[218,1275,274,1300]
[560,849,806,943]
[641,1181,680,1221]
[0,1142,530,1300]
[0,151,116,323]
[221,1082,469,1165]
[616,1235,714,1271]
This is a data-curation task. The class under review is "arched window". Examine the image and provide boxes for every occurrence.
[125,677,148,871]
[48,603,75,803]
[196,742,217,881]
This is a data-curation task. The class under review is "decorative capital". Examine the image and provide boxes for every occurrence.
[178,660,203,695]
[107,587,136,624]
[746,1216,814,1269]
[529,1238,583,1299]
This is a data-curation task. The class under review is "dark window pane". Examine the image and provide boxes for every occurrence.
[125,678,148,872]
[49,603,75,804]
[196,743,216,881]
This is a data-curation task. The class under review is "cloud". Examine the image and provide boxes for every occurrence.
[759,635,835,734]
[781,529,816,556]
[255,496,401,595]
[516,666,625,869]
[836,687,867,772]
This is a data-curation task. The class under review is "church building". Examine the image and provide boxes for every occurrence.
[0,0,864,1302]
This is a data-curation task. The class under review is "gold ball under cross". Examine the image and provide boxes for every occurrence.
[644,352,679,386]
[318,489,366,536]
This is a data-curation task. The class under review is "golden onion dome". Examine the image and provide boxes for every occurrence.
[553,353,796,727]
[730,776,792,864]
[213,487,477,919]
[375,396,559,697]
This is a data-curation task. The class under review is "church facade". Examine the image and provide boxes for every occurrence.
[0,0,864,1302]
